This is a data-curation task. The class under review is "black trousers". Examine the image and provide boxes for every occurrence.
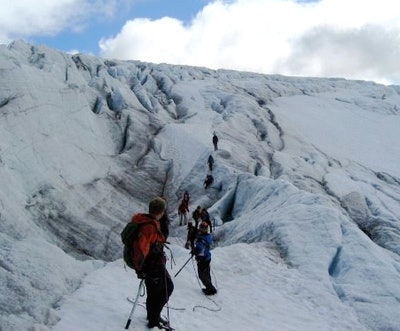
[197,259,216,291]
[145,267,174,324]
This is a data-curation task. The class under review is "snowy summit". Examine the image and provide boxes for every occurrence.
[1,40,400,331]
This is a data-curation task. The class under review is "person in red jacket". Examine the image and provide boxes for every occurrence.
[182,190,190,204]
[178,193,190,226]
[131,197,174,329]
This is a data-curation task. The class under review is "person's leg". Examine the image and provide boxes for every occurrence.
[145,276,160,326]
[197,260,214,290]
[145,270,174,327]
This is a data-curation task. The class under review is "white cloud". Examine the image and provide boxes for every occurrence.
[0,0,120,42]
[99,0,400,84]
[280,24,400,85]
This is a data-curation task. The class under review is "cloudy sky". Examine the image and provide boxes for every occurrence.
[1,0,400,85]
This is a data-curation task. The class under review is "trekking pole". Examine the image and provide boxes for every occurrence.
[174,254,193,277]
[125,279,144,329]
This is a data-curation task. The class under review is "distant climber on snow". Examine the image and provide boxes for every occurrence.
[178,200,189,226]
[207,154,214,171]
[204,174,214,189]
[212,132,218,151]
[178,192,190,226]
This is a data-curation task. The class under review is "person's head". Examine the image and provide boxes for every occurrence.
[197,206,201,210]
[199,221,208,233]
[149,197,166,220]
[188,221,193,229]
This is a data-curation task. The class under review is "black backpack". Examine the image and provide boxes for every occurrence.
[121,221,153,270]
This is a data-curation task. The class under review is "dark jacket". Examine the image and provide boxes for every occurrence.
[200,209,212,232]
[185,223,197,249]
[192,207,201,221]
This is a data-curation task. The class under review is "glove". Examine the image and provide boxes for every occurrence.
[184,241,190,249]
[191,247,200,256]
[136,270,146,279]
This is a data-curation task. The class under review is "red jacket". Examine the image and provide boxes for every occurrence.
[178,200,189,214]
[131,213,166,272]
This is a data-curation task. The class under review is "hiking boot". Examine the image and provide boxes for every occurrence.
[147,316,170,329]
[147,320,161,329]
[159,317,169,326]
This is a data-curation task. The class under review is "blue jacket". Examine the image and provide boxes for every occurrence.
[194,233,212,261]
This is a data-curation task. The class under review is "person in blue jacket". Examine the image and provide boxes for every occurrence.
[192,221,217,295]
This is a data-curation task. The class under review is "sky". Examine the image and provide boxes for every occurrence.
[2,42,400,331]
[1,0,400,86]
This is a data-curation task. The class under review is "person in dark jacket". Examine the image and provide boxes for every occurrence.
[192,221,217,295]
[200,208,212,233]
[192,205,201,228]
[131,197,174,329]
[207,155,214,171]
[212,133,218,151]
[184,221,197,250]
[204,174,214,189]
